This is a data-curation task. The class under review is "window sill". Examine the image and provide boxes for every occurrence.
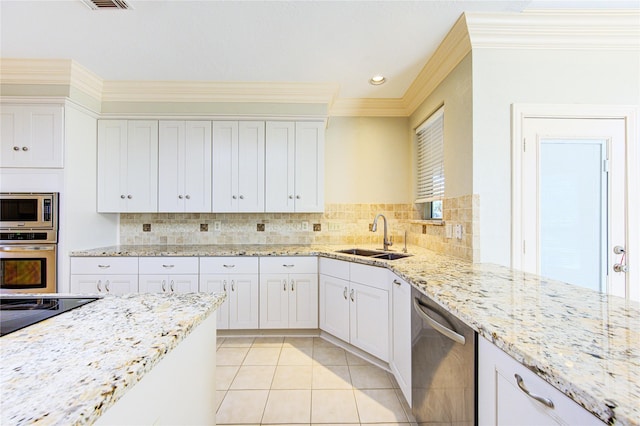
[410,219,445,226]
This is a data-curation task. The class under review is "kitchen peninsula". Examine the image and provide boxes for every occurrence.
[0,292,225,425]
[71,244,640,426]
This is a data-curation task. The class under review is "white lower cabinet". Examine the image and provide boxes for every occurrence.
[319,258,390,362]
[199,257,259,329]
[390,272,412,406]
[478,336,604,426]
[70,257,138,294]
[259,257,318,329]
[138,257,199,294]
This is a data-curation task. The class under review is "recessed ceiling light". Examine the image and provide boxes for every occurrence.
[369,75,386,85]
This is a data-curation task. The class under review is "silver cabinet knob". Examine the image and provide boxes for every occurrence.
[127,195,132,199]
[120,195,126,199]
[185,195,190,199]
[22,146,29,151]
[178,195,183,199]
[13,146,20,151]
[296,195,301,199]
[232,195,237,199]
[288,195,293,199]
[239,195,244,199]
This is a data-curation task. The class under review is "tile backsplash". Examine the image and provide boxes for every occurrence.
[120,194,478,261]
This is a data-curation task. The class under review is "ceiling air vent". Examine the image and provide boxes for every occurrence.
[82,0,130,10]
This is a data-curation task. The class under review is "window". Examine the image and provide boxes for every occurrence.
[415,106,444,219]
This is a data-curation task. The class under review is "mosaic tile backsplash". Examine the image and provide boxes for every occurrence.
[120,195,478,261]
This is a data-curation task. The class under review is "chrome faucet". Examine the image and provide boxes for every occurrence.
[371,213,393,251]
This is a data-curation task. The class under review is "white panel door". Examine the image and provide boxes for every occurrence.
[265,121,295,212]
[169,275,199,293]
[126,121,158,212]
[139,275,166,293]
[288,273,318,329]
[391,274,412,406]
[199,275,229,329]
[294,121,325,212]
[522,118,629,298]
[212,121,239,212]
[319,274,350,342]
[228,274,259,329]
[350,281,389,361]
[158,121,185,212]
[259,274,289,329]
[97,120,128,212]
[184,121,212,212]
[237,121,265,212]
[70,275,137,294]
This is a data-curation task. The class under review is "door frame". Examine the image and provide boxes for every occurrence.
[511,104,639,300]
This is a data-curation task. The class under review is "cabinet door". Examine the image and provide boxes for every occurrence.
[350,281,389,362]
[0,105,64,168]
[265,121,295,212]
[390,274,412,406]
[212,121,239,212]
[97,120,128,212]
[169,275,199,293]
[259,273,289,329]
[139,275,167,293]
[70,274,137,294]
[294,121,324,212]
[288,273,318,329]
[158,121,185,212]
[125,121,158,212]
[229,274,259,329]
[319,274,350,341]
[70,275,105,294]
[237,121,265,212]
[199,274,229,329]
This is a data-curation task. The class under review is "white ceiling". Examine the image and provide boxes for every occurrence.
[1,0,638,99]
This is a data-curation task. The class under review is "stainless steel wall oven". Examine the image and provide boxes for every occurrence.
[0,193,59,293]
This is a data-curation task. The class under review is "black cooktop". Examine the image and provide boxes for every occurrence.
[0,296,98,337]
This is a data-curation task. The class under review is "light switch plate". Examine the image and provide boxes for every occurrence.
[213,221,221,232]
[455,224,463,239]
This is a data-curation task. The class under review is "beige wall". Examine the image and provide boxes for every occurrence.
[325,116,411,203]
[472,48,640,266]
[409,53,473,199]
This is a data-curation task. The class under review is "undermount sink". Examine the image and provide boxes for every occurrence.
[335,248,412,260]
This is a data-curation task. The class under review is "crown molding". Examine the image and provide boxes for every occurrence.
[101,80,340,104]
[329,98,407,117]
[69,61,103,101]
[466,10,640,50]
[402,14,472,116]
[0,58,72,85]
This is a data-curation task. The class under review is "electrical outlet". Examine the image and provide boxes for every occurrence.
[455,224,463,239]
[301,221,309,231]
[328,223,341,232]
[213,221,221,232]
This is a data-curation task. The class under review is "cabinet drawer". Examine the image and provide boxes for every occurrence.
[350,262,388,290]
[70,257,138,275]
[259,256,318,274]
[199,257,259,274]
[319,257,349,280]
[139,257,199,274]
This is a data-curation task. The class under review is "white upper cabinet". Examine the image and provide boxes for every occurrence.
[1,104,64,168]
[97,120,159,213]
[158,121,212,212]
[265,121,325,213]
[212,121,265,212]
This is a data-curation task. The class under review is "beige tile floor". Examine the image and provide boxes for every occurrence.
[216,336,416,425]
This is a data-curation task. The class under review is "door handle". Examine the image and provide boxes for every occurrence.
[291,279,295,291]
[413,297,465,345]
[343,286,348,300]
[231,280,235,291]
[350,289,355,302]
[514,374,555,409]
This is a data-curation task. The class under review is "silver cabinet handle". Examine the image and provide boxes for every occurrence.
[22,146,29,151]
[185,195,190,199]
[0,245,55,252]
[283,279,287,291]
[162,280,166,292]
[13,146,20,151]
[178,195,183,199]
[514,374,555,409]
[97,280,102,292]
[127,195,132,199]
[291,279,295,291]
[98,264,111,269]
[223,264,235,268]
[283,264,295,268]
[231,280,235,291]
[223,280,227,292]
[343,286,348,300]
[170,280,174,292]
[162,264,175,269]
[105,280,110,292]
[413,297,465,345]
[393,279,402,286]
[350,289,355,302]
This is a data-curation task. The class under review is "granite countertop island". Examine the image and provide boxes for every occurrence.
[0,292,225,425]
[71,244,640,425]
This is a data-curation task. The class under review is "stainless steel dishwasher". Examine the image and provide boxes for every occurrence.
[411,287,476,425]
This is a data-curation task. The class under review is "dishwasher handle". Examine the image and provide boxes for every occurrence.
[413,297,466,345]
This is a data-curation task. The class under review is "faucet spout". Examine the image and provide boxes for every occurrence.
[371,213,393,251]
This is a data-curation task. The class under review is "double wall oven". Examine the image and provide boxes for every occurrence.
[0,193,59,293]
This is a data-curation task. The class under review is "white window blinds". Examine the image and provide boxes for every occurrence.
[415,106,445,203]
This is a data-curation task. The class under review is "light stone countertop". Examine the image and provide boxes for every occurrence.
[70,244,640,425]
[0,292,226,426]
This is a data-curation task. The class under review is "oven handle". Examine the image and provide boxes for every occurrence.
[413,297,465,345]
[0,245,56,251]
